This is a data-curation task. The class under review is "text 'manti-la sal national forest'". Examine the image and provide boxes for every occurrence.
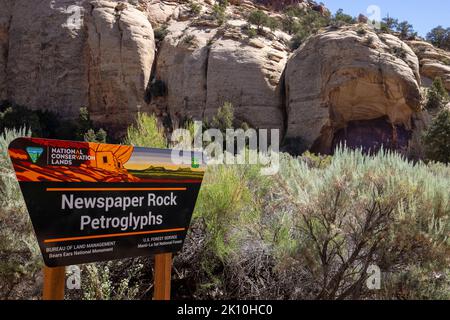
[8,137,205,267]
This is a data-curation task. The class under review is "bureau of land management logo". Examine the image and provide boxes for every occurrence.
[26,147,44,164]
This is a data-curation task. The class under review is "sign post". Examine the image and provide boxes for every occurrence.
[43,266,66,300]
[8,138,205,300]
[153,253,172,300]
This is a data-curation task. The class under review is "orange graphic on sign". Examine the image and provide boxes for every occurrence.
[8,138,205,183]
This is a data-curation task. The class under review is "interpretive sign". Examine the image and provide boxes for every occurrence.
[8,137,205,267]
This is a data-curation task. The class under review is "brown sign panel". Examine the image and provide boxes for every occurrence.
[8,137,205,267]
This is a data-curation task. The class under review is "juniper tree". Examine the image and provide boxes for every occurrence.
[425,77,449,111]
[423,108,450,164]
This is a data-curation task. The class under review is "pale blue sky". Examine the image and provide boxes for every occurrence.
[323,0,450,37]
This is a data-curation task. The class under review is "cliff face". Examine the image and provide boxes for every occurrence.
[285,26,422,153]
[407,40,450,91]
[154,8,289,132]
[0,0,155,134]
[1,0,447,153]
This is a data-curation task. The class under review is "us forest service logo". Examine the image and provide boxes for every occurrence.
[26,147,44,163]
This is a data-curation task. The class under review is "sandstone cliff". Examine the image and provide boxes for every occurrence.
[154,8,289,131]
[407,40,450,91]
[285,25,422,153]
[1,0,155,134]
[2,0,449,154]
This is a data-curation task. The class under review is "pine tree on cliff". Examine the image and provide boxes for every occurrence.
[425,77,449,110]
[423,108,450,164]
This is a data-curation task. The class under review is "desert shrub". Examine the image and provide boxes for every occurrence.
[209,102,234,132]
[266,16,279,32]
[154,24,170,43]
[178,148,450,300]
[81,260,146,300]
[272,149,449,299]
[424,77,450,111]
[77,107,108,143]
[396,20,417,39]
[247,10,269,32]
[211,2,227,26]
[364,36,376,47]
[380,15,399,33]
[123,113,167,148]
[284,8,329,50]
[391,45,408,60]
[300,151,332,169]
[0,105,42,135]
[182,162,271,299]
[84,128,107,143]
[188,1,201,15]
[2,136,450,299]
[0,104,107,142]
[281,14,300,35]
[356,26,367,36]
[289,29,310,50]
[332,8,355,26]
[426,26,450,50]
[423,108,450,164]
[0,127,42,299]
[181,34,198,47]
[242,25,258,38]
[0,127,30,208]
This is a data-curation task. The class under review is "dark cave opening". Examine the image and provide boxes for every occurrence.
[331,116,412,155]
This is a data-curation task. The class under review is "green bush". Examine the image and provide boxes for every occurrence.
[281,14,301,35]
[123,113,167,148]
[181,34,198,47]
[289,29,310,50]
[154,24,170,43]
[391,45,408,60]
[273,148,450,299]
[177,148,450,299]
[84,128,107,143]
[209,102,234,132]
[332,8,355,26]
[425,77,450,111]
[396,20,417,39]
[247,10,269,31]
[212,3,227,26]
[426,26,450,50]
[0,127,42,299]
[266,16,279,32]
[0,104,107,142]
[188,1,201,15]
[284,8,329,50]
[81,260,145,300]
[247,10,279,33]
[356,26,367,36]
[243,25,257,38]
[381,15,399,33]
[2,135,450,299]
[423,108,450,164]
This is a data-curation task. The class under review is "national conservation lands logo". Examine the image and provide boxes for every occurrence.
[47,146,94,166]
[191,156,200,169]
[26,147,44,163]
